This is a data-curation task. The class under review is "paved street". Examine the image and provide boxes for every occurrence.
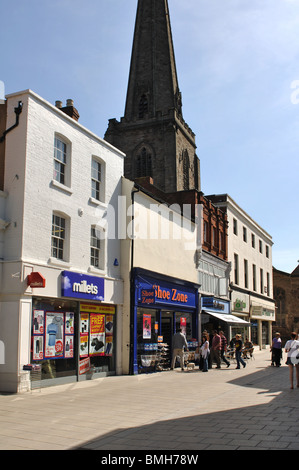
[0,348,298,451]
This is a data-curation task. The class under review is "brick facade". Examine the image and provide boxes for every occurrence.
[273,266,299,341]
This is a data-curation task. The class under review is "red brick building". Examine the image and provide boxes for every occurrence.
[273,265,299,342]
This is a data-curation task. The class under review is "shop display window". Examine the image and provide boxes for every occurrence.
[79,303,116,374]
[31,299,77,381]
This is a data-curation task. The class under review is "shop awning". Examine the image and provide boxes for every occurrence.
[203,310,251,326]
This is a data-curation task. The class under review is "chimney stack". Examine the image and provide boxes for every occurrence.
[56,99,80,121]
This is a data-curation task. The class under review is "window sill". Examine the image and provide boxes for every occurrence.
[48,257,71,268]
[89,197,107,208]
[51,179,73,195]
[88,265,105,275]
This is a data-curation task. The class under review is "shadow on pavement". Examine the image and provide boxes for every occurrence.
[73,364,299,451]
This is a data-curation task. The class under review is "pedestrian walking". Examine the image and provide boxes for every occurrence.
[219,331,230,368]
[284,332,299,389]
[235,334,246,369]
[210,330,221,369]
[243,337,254,359]
[271,332,282,367]
[200,335,209,372]
[170,328,188,371]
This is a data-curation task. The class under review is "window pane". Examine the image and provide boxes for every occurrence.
[54,137,67,184]
[51,214,65,260]
[90,227,100,267]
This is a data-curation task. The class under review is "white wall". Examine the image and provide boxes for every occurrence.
[0,90,125,391]
[226,198,273,297]
[4,91,124,278]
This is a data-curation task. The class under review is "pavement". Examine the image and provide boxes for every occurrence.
[0,347,298,452]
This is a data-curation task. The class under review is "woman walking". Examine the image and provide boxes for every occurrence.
[285,332,299,389]
[200,335,210,372]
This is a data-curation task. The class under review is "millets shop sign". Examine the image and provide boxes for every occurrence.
[61,271,104,301]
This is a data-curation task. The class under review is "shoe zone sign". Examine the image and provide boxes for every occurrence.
[61,271,104,301]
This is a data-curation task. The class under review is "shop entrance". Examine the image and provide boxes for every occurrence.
[161,312,173,367]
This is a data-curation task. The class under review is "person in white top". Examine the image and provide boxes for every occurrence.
[284,332,299,389]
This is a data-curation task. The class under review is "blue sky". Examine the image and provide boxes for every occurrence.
[1,0,298,273]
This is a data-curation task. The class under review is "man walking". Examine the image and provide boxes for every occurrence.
[211,330,221,369]
[271,332,282,367]
[219,331,230,368]
[171,328,189,371]
[235,334,246,369]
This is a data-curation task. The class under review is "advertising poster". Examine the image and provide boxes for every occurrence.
[105,335,113,356]
[45,312,64,359]
[180,317,187,336]
[33,310,44,335]
[89,314,105,356]
[79,357,91,375]
[33,336,44,360]
[64,335,74,358]
[80,313,89,358]
[65,312,74,334]
[105,315,114,336]
[143,314,151,339]
[80,334,89,357]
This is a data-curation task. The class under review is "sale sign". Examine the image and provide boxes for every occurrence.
[89,314,105,356]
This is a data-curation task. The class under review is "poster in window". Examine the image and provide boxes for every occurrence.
[64,335,74,358]
[105,315,114,336]
[33,336,44,360]
[80,334,89,357]
[80,313,89,358]
[45,312,64,359]
[80,313,89,335]
[65,312,74,334]
[180,317,187,336]
[90,314,105,356]
[33,310,44,335]
[105,335,113,356]
[143,314,151,339]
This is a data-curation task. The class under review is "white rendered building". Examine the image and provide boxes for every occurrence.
[207,194,275,348]
[0,90,124,392]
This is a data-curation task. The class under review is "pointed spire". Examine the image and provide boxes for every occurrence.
[105,0,200,193]
[125,0,182,121]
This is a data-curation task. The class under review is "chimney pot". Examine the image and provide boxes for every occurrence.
[55,100,63,109]
[66,99,74,107]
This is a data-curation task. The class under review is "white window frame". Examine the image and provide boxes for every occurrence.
[52,134,72,190]
[51,212,70,263]
[90,226,101,268]
[91,157,105,204]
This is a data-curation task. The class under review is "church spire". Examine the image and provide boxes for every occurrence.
[105,0,200,193]
[124,0,182,121]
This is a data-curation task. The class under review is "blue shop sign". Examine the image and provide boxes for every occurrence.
[61,271,104,301]
[137,276,197,309]
[201,296,230,314]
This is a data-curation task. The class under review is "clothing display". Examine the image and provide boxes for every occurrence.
[47,323,58,347]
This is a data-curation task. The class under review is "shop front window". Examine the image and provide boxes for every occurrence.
[79,303,116,375]
[32,298,78,382]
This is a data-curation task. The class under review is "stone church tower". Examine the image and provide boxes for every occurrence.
[104,0,200,193]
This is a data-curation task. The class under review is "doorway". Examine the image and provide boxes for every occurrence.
[161,312,173,367]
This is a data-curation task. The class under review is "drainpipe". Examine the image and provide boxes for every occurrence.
[129,184,140,375]
[0,101,23,143]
